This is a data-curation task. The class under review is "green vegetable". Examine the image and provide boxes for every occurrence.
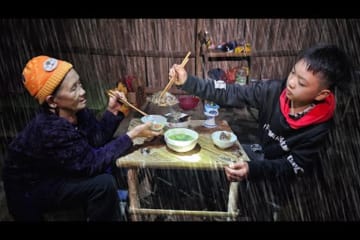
[169,133,194,141]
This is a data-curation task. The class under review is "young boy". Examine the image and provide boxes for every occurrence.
[169,44,352,220]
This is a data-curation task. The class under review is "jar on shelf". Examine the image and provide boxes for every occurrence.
[235,67,248,85]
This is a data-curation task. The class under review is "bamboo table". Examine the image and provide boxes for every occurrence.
[116,119,250,221]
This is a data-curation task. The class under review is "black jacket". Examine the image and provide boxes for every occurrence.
[182,76,331,205]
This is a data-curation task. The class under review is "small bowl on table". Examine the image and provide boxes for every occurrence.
[211,131,237,149]
[165,112,191,128]
[164,128,199,152]
[178,95,200,111]
[141,114,167,131]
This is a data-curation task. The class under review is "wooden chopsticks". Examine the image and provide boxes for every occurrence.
[160,51,191,99]
[107,89,148,116]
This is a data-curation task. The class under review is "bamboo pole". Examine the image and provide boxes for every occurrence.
[129,207,239,219]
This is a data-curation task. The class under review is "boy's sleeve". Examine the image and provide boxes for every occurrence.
[181,75,273,109]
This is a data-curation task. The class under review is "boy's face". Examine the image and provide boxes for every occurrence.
[52,69,87,113]
[286,59,330,106]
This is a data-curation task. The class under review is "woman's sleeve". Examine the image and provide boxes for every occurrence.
[42,128,133,177]
[77,108,124,147]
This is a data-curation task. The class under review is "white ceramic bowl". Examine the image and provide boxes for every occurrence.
[141,114,167,131]
[211,131,237,149]
[164,128,199,152]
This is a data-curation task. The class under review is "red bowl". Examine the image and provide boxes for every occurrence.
[178,95,200,110]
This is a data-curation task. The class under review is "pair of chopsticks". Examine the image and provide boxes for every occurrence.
[159,51,191,99]
[107,89,148,116]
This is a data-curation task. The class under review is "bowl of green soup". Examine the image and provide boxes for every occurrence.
[164,128,199,152]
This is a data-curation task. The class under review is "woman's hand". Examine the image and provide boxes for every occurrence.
[127,122,163,140]
[224,161,249,182]
[169,64,188,86]
[107,90,127,115]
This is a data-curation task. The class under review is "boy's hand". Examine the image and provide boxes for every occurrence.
[224,161,249,182]
[169,64,188,86]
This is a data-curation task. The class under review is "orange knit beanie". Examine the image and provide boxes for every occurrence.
[23,56,73,104]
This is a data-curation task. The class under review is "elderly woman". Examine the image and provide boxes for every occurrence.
[2,56,161,221]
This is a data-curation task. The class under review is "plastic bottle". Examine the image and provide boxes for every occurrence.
[236,68,247,85]
[117,189,128,221]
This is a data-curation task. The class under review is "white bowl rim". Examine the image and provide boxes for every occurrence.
[164,128,198,138]
[141,114,167,124]
[211,130,237,139]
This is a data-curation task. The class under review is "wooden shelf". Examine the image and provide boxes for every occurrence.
[200,45,251,83]
[205,50,250,59]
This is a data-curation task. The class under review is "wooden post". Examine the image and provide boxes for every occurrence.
[195,19,203,78]
[227,182,239,221]
[127,168,141,221]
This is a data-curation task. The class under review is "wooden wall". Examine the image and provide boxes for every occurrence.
[2,18,359,108]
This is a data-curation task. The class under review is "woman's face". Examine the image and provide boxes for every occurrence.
[286,59,327,106]
[53,69,87,114]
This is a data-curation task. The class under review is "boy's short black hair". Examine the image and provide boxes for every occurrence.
[298,44,352,93]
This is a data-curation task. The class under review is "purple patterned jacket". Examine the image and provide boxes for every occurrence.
[3,108,133,186]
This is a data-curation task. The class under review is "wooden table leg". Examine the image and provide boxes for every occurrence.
[127,168,140,221]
